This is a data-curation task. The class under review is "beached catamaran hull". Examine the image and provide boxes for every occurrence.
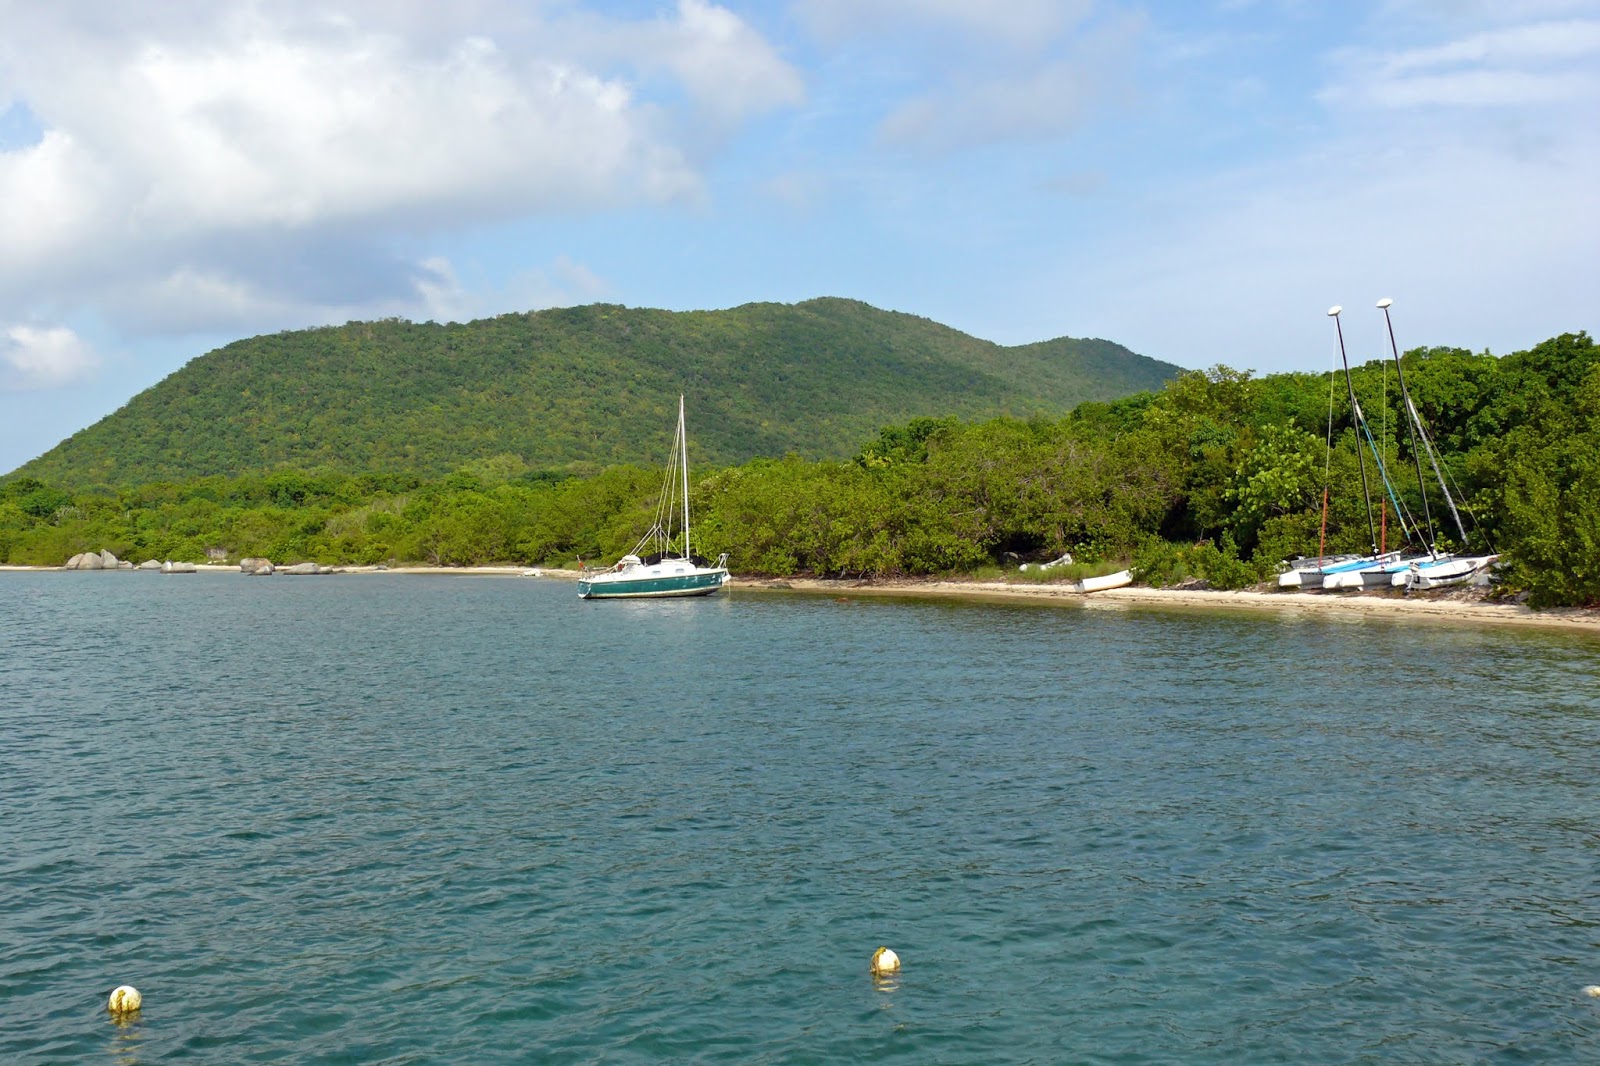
[578,565,728,599]
[1295,552,1402,590]
[1278,554,1363,588]
[1400,554,1498,590]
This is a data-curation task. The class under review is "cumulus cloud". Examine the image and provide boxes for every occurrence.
[0,12,690,279]
[0,0,798,341]
[0,325,100,391]
[601,0,806,127]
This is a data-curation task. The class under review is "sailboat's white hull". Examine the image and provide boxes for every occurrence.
[1401,555,1498,590]
[578,559,729,599]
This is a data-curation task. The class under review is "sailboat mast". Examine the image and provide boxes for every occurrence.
[1377,299,1439,556]
[679,395,691,559]
[1405,394,1471,547]
[1330,307,1380,557]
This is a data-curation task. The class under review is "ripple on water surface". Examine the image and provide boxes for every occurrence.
[1,573,1598,1062]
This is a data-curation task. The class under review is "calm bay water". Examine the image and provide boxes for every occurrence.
[2,572,1597,1063]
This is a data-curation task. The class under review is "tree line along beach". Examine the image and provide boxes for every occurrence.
[0,306,1595,616]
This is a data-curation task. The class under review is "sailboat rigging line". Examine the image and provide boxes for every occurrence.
[1446,466,1493,552]
[679,396,692,562]
[1379,355,1388,555]
[1405,395,1472,548]
[1319,352,1337,560]
[1379,301,1441,556]
[1331,308,1380,557]
[1354,397,1417,545]
[635,401,690,559]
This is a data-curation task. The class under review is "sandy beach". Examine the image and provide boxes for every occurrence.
[6,563,1595,634]
[737,575,1600,636]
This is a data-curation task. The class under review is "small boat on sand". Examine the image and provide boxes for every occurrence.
[1075,569,1133,593]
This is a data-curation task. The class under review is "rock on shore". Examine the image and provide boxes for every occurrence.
[63,549,132,570]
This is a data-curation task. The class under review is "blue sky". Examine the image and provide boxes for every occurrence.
[1,0,1596,474]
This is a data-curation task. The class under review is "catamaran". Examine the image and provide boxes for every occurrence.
[1288,305,1396,591]
[1290,300,1496,592]
[577,397,731,600]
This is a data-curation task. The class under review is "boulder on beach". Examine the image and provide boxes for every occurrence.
[64,553,86,569]
[282,561,331,575]
[138,560,162,570]
[240,557,270,573]
[248,561,275,576]
[160,561,197,574]
[99,549,120,568]
[78,552,104,570]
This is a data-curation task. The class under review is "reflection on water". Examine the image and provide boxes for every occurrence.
[1,574,1597,1062]
[108,1018,143,1066]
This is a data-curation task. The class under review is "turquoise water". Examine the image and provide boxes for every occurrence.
[2,573,1598,1063]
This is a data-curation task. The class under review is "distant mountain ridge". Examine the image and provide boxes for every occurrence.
[13,297,1183,487]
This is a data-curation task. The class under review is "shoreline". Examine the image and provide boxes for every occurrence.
[0,563,579,579]
[736,576,1600,635]
[5,564,1595,634]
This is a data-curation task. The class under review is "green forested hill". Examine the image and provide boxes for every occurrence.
[13,298,1180,488]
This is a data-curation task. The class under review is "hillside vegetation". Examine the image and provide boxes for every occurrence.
[12,298,1179,488]
[4,332,1595,607]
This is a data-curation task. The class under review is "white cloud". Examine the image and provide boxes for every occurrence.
[1378,18,1600,73]
[1322,18,1600,109]
[0,1,797,336]
[635,0,806,126]
[880,58,1101,151]
[787,0,1144,155]
[794,0,1091,48]
[0,325,100,391]
[1046,123,1599,373]
[0,14,692,270]
[1355,68,1596,107]
[874,10,1142,153]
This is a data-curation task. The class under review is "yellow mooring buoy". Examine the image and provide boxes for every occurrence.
[1584,985,1600,998]
[870,947,900,976]
[108,985,142,1015]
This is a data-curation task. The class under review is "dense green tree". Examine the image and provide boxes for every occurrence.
[9,300,1179,489]
[2,331,1594,605]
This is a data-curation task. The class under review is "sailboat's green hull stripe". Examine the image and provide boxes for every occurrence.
[578,572,726,599]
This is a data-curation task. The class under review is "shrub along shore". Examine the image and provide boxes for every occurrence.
[2,332,1595,609]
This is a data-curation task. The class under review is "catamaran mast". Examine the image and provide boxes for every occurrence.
[679,395,691,559]
[1329,306,1379,557]
[1376,298,1439,556]
[1378,299,1469,549]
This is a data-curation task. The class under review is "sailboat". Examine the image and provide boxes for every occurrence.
[1373,298,1497,590]
[1294,300,1496,591]
[1289,305,1399,591]
[577,397,731,600]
